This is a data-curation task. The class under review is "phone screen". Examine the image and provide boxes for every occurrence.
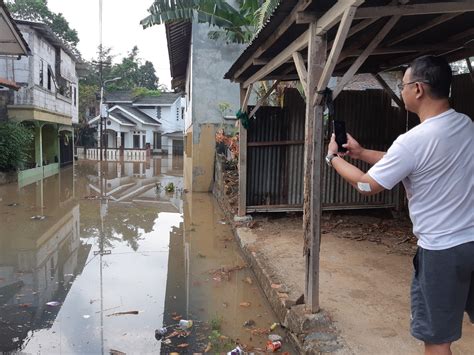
[333,120,347,153]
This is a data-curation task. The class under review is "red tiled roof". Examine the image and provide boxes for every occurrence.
[0,77,20,90]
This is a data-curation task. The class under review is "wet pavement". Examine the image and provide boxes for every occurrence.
[0,158,293,354]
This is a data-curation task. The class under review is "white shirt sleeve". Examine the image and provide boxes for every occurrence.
[368,141,415,190]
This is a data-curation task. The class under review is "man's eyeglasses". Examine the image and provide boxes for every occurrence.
[397,80,430,91]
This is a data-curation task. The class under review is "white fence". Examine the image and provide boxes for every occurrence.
[85,148,147,162]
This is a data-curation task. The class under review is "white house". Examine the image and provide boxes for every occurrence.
[88,91,184,157]
[0,19,79,186]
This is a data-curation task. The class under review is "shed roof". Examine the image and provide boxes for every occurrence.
[225,0,474,83]
[105,91,182,106]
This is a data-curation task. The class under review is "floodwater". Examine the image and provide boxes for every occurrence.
[0,158,293,354]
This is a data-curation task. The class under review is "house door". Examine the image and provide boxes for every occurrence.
[172,140,183,155]
[133,135,140,148]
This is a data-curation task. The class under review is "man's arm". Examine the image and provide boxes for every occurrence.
[330,156,385,196]
[328,134,385,196]
[343,134,385,165]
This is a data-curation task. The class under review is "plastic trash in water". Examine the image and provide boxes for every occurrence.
[46,301,61,307]
[227,346,243,355]
[268,334,282,342]
[269,322,279,331]
[155,327,168,341]
[266,341,282,352]
[178,319,193,329]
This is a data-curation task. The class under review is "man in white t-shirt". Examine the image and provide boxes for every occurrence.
[326,55,473,355]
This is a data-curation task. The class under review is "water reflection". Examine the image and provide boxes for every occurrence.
[0,156,292,354]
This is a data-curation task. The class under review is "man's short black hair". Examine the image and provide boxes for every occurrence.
[408,55,452,99]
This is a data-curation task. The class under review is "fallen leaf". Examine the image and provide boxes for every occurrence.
[204,342,212,353]
[239,302,251,307]
[177,343,189,348]
[271,283,282,289]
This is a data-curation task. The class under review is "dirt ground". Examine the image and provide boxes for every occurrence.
[237,211,474,354]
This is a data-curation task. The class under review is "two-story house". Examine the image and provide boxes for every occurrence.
[87,91,184,158]
[0,20,79,186]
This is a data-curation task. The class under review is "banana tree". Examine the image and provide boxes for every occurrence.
[141,0,279,44]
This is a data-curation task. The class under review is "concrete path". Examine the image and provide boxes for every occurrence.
[235,218,474,354]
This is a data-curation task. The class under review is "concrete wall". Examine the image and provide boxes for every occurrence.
[187,23,244,192]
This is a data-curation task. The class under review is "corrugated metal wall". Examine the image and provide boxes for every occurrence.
[246,88,406,213]
[245,74,473,213]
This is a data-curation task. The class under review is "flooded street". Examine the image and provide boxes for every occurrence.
[0,158,292,354]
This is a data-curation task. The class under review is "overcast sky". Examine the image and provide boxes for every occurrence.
[47,0,172,88]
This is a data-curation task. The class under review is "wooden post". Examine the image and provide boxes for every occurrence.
[238,83,251,217]
[466,57,474,83]
[303,23,327,313]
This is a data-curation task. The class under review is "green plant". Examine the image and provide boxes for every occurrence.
[0,122,34,171]
[217,102,232,117]
[141,0,280,44]
[208,329,234,352]
[209,313,223,331]
[164,182,175,193]
[131,87,162,99]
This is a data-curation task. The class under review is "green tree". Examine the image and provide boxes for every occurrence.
[6,0,80,49]
[0,122,33,171]
[141,0,279,44]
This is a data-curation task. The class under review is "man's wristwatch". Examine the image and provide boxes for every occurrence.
[325,153,338,167]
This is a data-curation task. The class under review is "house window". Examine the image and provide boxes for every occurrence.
[156,106,161,119]
[133,134,140,148]
[154,132,162,149]
[176,107,180,120]
[47,67,52,90]
[39,60,44,86]
[73,87,77,106]
[181,107,184,120]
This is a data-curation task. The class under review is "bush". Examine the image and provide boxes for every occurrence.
[0,122,34,171]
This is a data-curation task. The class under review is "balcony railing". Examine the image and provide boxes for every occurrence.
[85,148,148,162]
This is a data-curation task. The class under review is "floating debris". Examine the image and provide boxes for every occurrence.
[243,319,255,328]
[30,215,46,221]
[268,334,282,342]
[227,346,244,355]
[266,340,282,352]
[7,203,19,207]
[178,319,193,330]
[46,301,61,307]
[106,310,139,317]
[83,315,91,319]
[239,302,251,308]
[270,322,279,331]
[243,277,253,285]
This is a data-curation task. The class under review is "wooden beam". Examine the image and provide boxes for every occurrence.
[293,52,309,96]
[296,11,318,24]
[248,80,280,119]
[373,73,404,108]
[243,31,309,88]
[386,13,461,47]
[303,23,327,313]
[238,84,249,217]
[333,16,400,99]
[243,0,365,88]
[314,5,357,106]
[355,1,474,19]
[232,0,312,81]
[241,84,253,112]
[346,44,462,57]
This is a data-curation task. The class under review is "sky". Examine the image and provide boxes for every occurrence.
[47,0,172,88]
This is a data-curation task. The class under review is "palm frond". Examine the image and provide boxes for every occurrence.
[254,0,279,33]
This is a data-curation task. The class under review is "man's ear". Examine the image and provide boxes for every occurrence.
[415,82,424,99]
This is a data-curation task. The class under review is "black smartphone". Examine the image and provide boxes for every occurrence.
[333,120,347,153]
